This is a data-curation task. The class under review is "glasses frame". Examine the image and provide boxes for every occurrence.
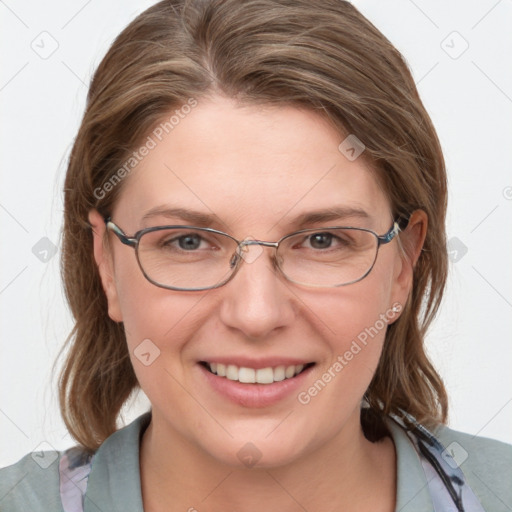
[104,217,404,291]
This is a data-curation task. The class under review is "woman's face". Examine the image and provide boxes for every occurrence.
[91,96,417,468]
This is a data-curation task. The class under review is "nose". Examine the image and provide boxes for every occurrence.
[219,245,295,340]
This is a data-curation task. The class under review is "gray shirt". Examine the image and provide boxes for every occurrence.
[1,412,511,511]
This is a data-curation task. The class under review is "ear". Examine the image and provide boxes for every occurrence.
[390,209,428,313]
[88,209,123,322]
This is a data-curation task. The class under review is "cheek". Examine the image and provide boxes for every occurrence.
[297,263,397,406]
[112,249,187,337]
[316,268,395,355]
[111,254,202,371]
[316,295,390,383]
[113,273,228,416]
[117,279,204,355]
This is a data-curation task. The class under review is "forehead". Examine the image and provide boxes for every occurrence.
[113,96,391,234]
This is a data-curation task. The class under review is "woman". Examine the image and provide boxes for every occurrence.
[1,0,510,510]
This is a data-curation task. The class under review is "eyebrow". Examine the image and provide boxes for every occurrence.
[141,206,219,227]
[292,206,371,228]
[141,205,372,230]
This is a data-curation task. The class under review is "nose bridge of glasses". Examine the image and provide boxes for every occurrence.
[239,239,279,249]
[234,238,279,266]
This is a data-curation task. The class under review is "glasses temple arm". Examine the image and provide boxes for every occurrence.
[104,217,137,247]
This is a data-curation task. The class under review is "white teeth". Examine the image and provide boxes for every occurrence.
[226,364,238,381]
[255,367,274,384]
[273,365,285,382]
[285,365,296,379]
[239,367,256,383]
[206,362,308,384]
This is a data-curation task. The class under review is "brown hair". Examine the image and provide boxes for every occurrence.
[59,0,448,451]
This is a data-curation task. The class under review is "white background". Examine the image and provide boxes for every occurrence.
[1,0,511,467]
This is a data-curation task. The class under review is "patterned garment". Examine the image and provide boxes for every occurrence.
[392,413,486,512]
[57,415,486,512]
[59,448,94,512]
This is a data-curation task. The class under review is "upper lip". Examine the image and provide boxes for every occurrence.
[199,357,315,369]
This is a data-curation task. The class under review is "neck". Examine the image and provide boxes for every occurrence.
[140,410,396,512]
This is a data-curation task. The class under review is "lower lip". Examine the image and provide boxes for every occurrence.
[199,364,314,408]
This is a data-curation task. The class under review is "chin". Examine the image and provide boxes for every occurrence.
[211,437,309,470]
[197,419,327,470]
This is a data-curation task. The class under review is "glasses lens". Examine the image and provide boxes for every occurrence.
[278,228,378,286]
[137,228,238,290]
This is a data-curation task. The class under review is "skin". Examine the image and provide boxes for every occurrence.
[89,95,426,512]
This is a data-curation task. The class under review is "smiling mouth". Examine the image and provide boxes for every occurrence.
[200,361,315,384]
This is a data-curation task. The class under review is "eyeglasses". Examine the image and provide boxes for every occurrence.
[104,217,402,291]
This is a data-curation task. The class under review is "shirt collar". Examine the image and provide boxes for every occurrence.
[84,413,150,512]
[84,412,434,512]
[386,418,435,511]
